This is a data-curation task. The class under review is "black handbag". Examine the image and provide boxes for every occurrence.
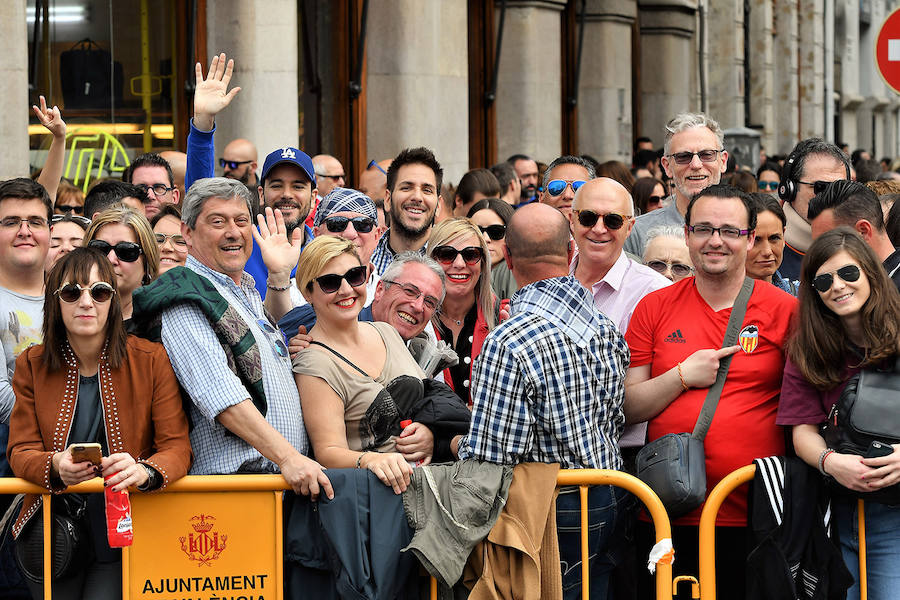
[59,39,124,109]
[822,357,900,505]
[14,495,91,583]
[635,278,754,518]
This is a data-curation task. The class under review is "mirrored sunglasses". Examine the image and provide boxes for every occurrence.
[545,179,586,197]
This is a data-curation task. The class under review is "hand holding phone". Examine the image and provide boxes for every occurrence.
[69,443,102,465]
[865,440,895,459]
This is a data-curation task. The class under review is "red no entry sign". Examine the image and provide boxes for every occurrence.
[876,7,900,94]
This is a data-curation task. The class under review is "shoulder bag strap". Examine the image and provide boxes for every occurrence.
[309,341,370,378]
[691,277,755,441]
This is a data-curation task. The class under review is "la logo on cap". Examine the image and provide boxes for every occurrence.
[281,148,296,159]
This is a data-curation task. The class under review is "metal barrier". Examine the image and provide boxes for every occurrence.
[0,469,674,600]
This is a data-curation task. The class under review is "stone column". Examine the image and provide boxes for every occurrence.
[797,0,825,141]
[773,0,799,153]
[366,0,469,185]
[206,1,299,162]
[748,0,776,155]
[836,0,862,149]
[0,0,29,178]
[637,0,698,147]
[494,0,566,164]
[577,0,637,162]
[706,0,743,128]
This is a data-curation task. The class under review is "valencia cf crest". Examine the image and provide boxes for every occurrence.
[738,324,759,354]
[180,514,227,566]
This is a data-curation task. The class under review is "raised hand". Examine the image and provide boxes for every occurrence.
[32,95,66,139]
[252,207,304,277]
[193,53,241,131]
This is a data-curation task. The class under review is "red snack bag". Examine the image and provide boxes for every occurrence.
[104,474,133,547]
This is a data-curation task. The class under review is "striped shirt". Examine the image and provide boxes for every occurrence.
[160,256,308,475]
[369,229,427,276]
[458,276,628,469]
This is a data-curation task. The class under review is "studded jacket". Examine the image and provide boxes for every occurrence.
[8,336,192,538]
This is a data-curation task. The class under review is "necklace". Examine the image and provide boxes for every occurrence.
[442,313,463,326]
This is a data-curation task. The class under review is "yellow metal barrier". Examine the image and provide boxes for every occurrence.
[0,470,674,600]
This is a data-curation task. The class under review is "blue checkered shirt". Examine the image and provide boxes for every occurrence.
[160,256,308,475]
[369,229,427,276]
[458,276,628,469]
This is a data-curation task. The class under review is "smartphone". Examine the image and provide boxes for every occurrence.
[69,443,102,465]
[865,440,894,459]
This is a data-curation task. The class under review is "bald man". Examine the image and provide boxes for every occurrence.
[221,138,258,185]
[159,150,187,201]
[358,158,392,229]
[455,202,630,598]
[312,154,346,198]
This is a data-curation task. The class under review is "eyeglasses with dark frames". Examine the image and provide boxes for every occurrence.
[0,216,49,229]
[136,183,174,196]
[687,224,750,240]
[665,149,723,165]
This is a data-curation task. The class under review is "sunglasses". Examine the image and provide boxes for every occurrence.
[758,181,779,192]
[797,180,833,195]
[545,180,586,197]
[666,149,722,165]
[646,260,693,278]
[155,233,188,247]
[56,205,84,214]
[812,264,861,293]
[55,281,116,304]
[367,159,388,175]
[572,210,631,230]
[52,214,91,228]
[431,245,484,265]
[648,195,665,205]
[87,240,143,262]
[310,265,369,294]
[219,158,253,170]
[478,224,506,241]
[255,318,289,358]
[323,216,375,234]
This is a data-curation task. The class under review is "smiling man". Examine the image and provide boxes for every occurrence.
[370,147,443,276]
[624,113,728,256]
[539,155,595,218]
[624,184,796,598]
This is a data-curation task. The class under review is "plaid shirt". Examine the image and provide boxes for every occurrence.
[458,276,628,469]
[369,229,427,276]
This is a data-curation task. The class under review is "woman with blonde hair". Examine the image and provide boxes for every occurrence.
[84,206,159,322]
[427,218,496,406]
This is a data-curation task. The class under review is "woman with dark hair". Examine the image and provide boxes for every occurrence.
[756,161,782,195]
[150,204,188,274]
[45,213,90,273]
[723,170,758,194]
[596,160,635,194]
[8,247,191,599]
[632,177,667,215]
[746,193,796,294]
[467,198,517,299]
[778,228,900,598]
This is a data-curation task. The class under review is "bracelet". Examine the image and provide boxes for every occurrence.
[356,452,368,469]
[267,281,291,291]
[818,448,835,476]
[676,362,689,391]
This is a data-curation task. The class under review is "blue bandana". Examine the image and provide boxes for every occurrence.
[314,187,377,226]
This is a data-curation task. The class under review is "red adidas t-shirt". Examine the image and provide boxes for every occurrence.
[625,277,797,525]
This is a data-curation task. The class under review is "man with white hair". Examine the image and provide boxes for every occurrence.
[624,112,729,256]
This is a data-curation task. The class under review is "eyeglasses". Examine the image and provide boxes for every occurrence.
[323,216,375,234]
[155,233,188,248]
[812,264,861,293]
[477,224,506,241]
[0,216,49,229]
[255,318,289,358]
[87,240,144,262]
[219,158,253,170]
[431,245,484,265]
[136,183,174,196]
[56,205,84,214]
[666,149,723,165]
[572,210,631,230]
[310,265,369,294]
[758,181,779,192]
[367,159,388,175]
[55,281,116,304]
[687,224,750,240]
[52,214,91,227]
[797,180,833,195]
[545,180,586,197]
[320,173,345,181]
[648,195,665,205]
[646,260,694,278]
[382,279,441,312]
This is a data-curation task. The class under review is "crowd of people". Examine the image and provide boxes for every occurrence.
[3,52,900,600]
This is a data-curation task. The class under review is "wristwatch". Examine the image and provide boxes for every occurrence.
[137,463,161,491]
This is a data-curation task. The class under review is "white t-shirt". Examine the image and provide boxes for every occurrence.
[0,286,43,423]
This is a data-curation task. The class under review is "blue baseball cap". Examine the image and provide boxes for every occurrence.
[260,147,316,187]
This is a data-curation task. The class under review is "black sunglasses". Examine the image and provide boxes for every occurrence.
[812,264,861,293]
[87,240,143,262]
[478,224,506,241]
[219,158,253,170]
[323,216,375,234]
[798,180,834,196]
[55,281,116,304]
[56,205,84,214]
[572,210,631,230]
[431,245,484,265]
[310,265,369,294]
[646,260,693,278]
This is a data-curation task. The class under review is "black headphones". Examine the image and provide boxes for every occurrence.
[779,146,852,204]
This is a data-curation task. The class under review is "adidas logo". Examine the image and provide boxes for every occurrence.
[664,329,686,343]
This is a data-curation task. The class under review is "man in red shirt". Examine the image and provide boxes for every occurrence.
[624,184,797,598]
